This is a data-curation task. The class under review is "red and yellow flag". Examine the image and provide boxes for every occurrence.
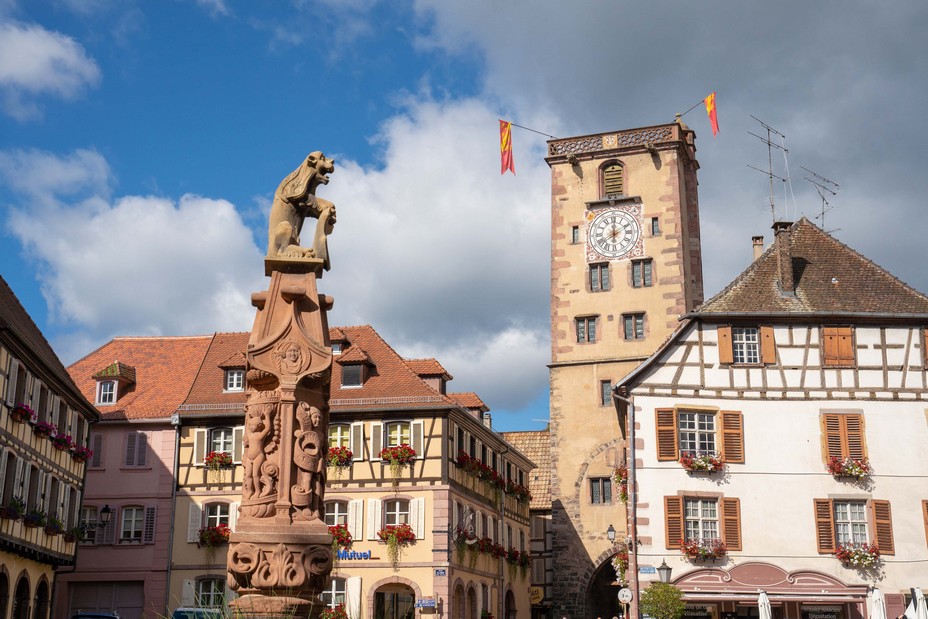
[704,92,719,136]
[500,120,515,175]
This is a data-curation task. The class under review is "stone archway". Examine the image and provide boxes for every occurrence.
[585,557,621,619]
[453,583,465,619]
[0,569,10,619]
[32,579,49,619]
[368,576,420,619]
[12,575,29,619]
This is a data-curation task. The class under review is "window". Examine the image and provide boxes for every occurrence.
[602,163,624,196]
[325,501,348,526]
[576,316,597,343]
[224,369,244,392]
[342,364,362,387]
[120,506,144,542]
[321,578,346,608]
[124,432,148,467]
[332,342,342,355]
[80,506,98,544]
[600,380,612,406]
[813,498,894,555]
[820,413,867,462]
[197,578,226,608]
[590,477,612,504]
[717,325,775,365]
[732,327,759,364]
[651,217,660,236]
[631,260,652,288]
[205,503,230,528]
[96,381,116,405]
[678,411,716,455]
[385,422,411,448]
[571,226,580,244]
[623,313,645,340]
[210,428,234,455]
[384,499,409,526]
[329,424,350,448]
[655,409,744,463]
[823,326,855,366]
[665,496,741,551]
[589,263,610,292]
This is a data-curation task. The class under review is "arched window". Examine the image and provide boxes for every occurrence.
[321,578,346,608]
[324,501,348,526]
[196,578,225,608]
[601,162,624,197]
[329,424,350,449]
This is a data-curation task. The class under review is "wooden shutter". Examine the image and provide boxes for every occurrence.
[181,580,196,606]
[410,497,425,538]
[90,433,104,468]
[143,506,156,543]
[717,326,733,364]
[0,449,7,502]
[664,496,684,549]
[760,326,776,364]
[366,498,382,540]
[232,427,245,463]
[656,409,678,461]
[820,414,844,461]
[347,499,363,540]
[844,414,867,459]
[229,502,239,532]
[350,423,364,460]
[193,428,208,465]
[871,500,894,555]
[187,502,203,543]
[603,164,624,196]
[823,326,854,366]
[370,424,383,461]
[412,420,424,459]
[720,497,742,551]
[813,498,836,553]
[5,358,19,405]
[720,411,744,464]
[125,433,137,467]
[346,577,363,619]
[821,413,867,461]
[922,500,928,546]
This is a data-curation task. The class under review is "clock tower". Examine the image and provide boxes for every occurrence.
[545,121,704,618]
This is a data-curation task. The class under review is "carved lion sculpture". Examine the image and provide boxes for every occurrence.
[267,152,337,267]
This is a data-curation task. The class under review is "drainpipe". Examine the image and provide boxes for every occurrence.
[164,413,182,616]
[613,389,638,619]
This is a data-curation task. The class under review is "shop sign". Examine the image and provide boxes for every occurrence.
[683,605,716,619]
[416,598,437,608]
[530,587,544,604]
[336,549,374,560]
[803,606,842,619]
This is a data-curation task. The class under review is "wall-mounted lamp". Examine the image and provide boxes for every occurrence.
[97,504,112,528]
[606,524,616,542]
[656,559,672,584]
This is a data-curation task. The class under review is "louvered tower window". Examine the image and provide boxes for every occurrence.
[603,164,624,196]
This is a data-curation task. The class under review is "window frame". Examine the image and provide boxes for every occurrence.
[204,502,231,528]
[224,369,245,392]
[731,327,760,364]
[600,380,612,407]
[813,498,894,555]
[571,226,580,245]
[623,313,645,340]
[683,497,719,542]
[631,259,653,288]
[589,263,610,292]
[576,316,598,343]
[650,217,661,236]
[96,380,116,405]
[341,364,363,387]
[324,500,349,526]
[329,424,350,449]
[210,427,234,456]
[321,577,347,608]
[384,499,410,527]
[678,410,717,455]
[590,477,613,505]
[196,578,226,608]
[655,408,744,463]
[384,421,411,448]
[120,505,145,543]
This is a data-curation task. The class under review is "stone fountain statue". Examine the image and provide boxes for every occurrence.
[227,153,337,619]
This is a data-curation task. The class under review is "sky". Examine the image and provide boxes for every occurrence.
[1,1,927,433]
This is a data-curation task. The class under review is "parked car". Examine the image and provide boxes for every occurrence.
[170,608,225,619]
[71,613,119,619]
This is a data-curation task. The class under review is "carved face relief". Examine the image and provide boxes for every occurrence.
[274,340,310,376]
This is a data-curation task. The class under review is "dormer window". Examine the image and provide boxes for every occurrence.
[97,380,116,405]
[336,344,372,388]
[225,369,245,392]
[342,365,363,387]
[332,343,342,355]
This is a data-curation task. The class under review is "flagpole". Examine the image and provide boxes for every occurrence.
[508,122,558,140]
[677,98,706,120]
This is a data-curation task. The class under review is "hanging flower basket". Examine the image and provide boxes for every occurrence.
[328,446,353,468]
[198,523,231,548]
[71,446,94,463]
[321,605,349,619]
[329,524,352,549]
[204,451,234,471]
[10,404,33,423]
[679,451,725,472]
[23,508,47,528]
[51,434,74,451]
[379,444,416,485]
[835,542,880,568]
[827,457,871,481]
[377,523,416,570]
[505,480,532,504]
[44,516,64,536]
[611,548,629,584]
[680,537,727,561]
[614,465,629,502]
[33,421,57,439]
[505,547,531,579]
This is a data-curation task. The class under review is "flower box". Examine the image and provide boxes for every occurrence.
[680,537,727,561]
[33,421,57,439]
[377,523,416,570]
[23,509,46,528]
[10,404,33,423]
[505,480,532,504]
[321,605,348,619]
[379,444,416,485]
[827,457,871,481]
[51,434,73,451]
[329,524,352,549]
[204,451,234,470]
[71,446,93,463]
[198,523,231,547]
[679,451,725,473]
[328,446,353,468]
[835,542,880,568]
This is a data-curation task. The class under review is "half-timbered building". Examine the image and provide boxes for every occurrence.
[617,219,928,619]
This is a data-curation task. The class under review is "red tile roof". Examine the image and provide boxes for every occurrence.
[68,335,214,420]
[500,430,550,510]
[448,392,487,412]
[336,345,371,364]
[183,332,250,412]
[92,361,137,383]
[406,358,452,380]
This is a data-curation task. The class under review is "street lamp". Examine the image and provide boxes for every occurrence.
[98,504,112,528]
[656,560,672,584]
[607,524,616,542]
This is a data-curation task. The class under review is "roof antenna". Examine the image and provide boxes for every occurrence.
[747,116,788,224]
[800,166,839,234]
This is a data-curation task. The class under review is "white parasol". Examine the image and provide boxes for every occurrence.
[915,588,927,619]
[758,591,772,619]
[870,588,887,619]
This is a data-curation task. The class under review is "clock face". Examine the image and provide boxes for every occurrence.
[588,208,641,259]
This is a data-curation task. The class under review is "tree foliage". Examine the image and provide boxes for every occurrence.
[639,583,685,619]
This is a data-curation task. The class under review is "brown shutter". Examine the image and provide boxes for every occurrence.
[717,326,733,365]
[844,414,867,459]
[836,327,854,365]
[820,414,844,461]
[813,498,836,553]
[760,326,776,364]
[922,500,928,546]
[656,409,678,461]
[720,411,744,464]
[823,326,854,366]
[823,327,839,366]
[664,496,683,549]
[871,500,894,555]
[720,497,742,551]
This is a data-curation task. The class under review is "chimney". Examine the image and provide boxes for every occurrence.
[752,236,764,261]
[772,221,795,295]
[482,413,492,429]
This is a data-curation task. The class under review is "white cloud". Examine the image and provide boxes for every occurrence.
[1,148,264,363]
[0,21,100,120]
[194,0,229,18]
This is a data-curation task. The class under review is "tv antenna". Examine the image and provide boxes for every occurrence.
[747,116,789,224]
[800,166,839,233]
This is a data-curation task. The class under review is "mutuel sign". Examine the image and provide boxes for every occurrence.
[337,550,374,560]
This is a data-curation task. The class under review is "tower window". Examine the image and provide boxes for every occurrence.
[571,226,580,244]
[600,380,612,406]
[576,316,598,343]
[623,314,645,340]
[651,217,661,236]
[602,163,624,197]
[589,263,610,292]
[631,259,652,288]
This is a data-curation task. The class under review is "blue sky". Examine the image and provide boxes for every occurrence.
[2,1,927,432]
